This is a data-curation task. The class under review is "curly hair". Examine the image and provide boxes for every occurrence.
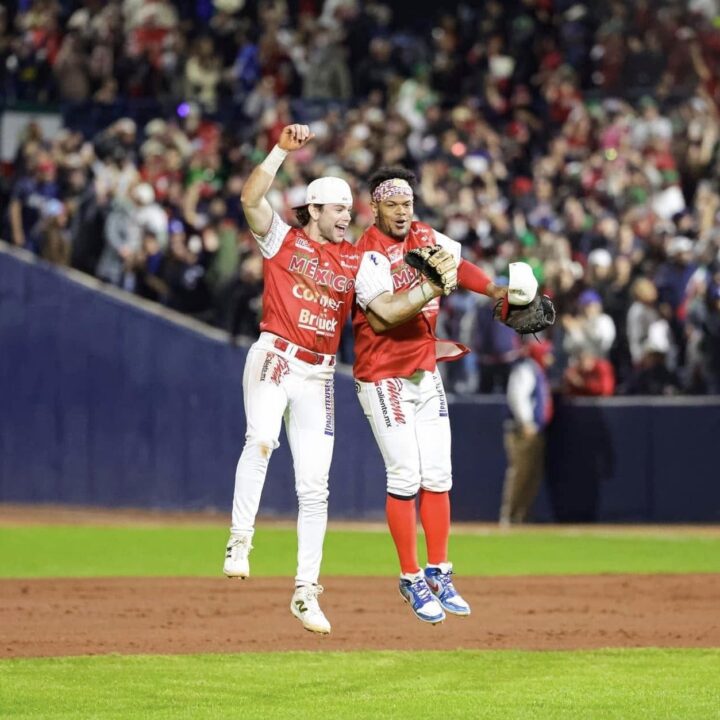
[368,166,417,197]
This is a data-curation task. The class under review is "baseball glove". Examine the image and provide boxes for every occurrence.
[493,294,556,335]
[404,245,458,296]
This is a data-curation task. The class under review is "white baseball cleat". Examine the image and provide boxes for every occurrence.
[290,584,331,634]
[223,534,253,579]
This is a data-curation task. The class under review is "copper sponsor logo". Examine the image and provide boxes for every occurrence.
[292,283,344,311]
[323,380,334,436]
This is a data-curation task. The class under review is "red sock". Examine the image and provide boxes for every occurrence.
[386,495,419,575]
[419,489,450,565]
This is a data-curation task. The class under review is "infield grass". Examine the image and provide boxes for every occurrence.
[1,649,719,719]
[1,525,720,577]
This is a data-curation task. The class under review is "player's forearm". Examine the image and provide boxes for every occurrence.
[365,281,440,332]
[457,260,506,300]
[241,145,287,235]
[241,146,287,208]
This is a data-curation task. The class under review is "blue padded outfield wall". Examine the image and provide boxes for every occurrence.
[2,245,720,522]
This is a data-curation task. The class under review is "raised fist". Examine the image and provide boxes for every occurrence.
[278,124,315,152]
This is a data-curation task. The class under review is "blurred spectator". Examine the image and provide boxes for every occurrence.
[627,277,660,365]
[295,19,352,101]
[562,289,617,359]
[97,183,148,288]
[8,153,60,252]
[37,198,71,265]
[688,283,720,393]
[53,29,90,102]
[133,182,168,248]
[162,228,215,319]
[472,294,522,394]
[563,350,616,397]
[3,0,720,397]
[184,35,222,111]
[625,320,681,395]
[501,339,554,525]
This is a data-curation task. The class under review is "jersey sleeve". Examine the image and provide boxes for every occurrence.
[433,229,462,264]
[251,211,291,259]
[355,250,394,310]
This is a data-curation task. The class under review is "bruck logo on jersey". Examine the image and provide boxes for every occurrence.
[298,308,338,336]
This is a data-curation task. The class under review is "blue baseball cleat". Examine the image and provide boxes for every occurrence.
[398,572,446,624]
[424,563,471,616]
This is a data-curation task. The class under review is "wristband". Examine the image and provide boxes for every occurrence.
[259,145,288,175]
[408,282,435,305]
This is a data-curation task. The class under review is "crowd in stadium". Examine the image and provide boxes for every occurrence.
[2,0,720,395]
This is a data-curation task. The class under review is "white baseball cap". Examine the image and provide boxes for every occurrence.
[292,176,353,208]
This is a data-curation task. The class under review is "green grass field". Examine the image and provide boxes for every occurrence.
[1,524,720,577]
[1,649,719,719]
[1,523,719,719]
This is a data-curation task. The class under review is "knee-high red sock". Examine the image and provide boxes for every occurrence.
[386,495,419,575]
[419,489,450,565]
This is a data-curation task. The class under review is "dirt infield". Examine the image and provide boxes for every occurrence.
[2,574,718,658]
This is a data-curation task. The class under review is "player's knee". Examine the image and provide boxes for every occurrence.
[240,438,279,468]
[297,487,328,514]
[421,474,452,493]
[387,471,421,498]
[245,437,279,457]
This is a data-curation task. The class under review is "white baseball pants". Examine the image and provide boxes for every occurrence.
[230,332,335,586]
[355,369,453,497]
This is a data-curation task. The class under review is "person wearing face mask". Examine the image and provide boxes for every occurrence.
[223,129,446,636]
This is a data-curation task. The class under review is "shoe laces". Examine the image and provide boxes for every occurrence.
[299,584,324,612]
[409,577,434,603]
[432,568,456,596]
[229,536,252,555]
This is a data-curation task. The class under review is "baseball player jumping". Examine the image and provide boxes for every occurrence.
[224,128,450,634]
[352,166,540,625]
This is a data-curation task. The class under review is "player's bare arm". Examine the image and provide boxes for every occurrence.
[484,280,508,301]
[241,124,315,236]
[364,281,442,333]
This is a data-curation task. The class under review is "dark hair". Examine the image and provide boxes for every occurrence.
[295,206,311,226]
[368,166,417,197]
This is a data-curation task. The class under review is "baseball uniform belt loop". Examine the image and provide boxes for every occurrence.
[273,337,335,367]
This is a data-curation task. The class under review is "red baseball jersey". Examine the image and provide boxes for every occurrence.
[257,213,359,354]
[352,221,467,381]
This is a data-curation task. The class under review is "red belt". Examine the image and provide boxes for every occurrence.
[273,338,335,367]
